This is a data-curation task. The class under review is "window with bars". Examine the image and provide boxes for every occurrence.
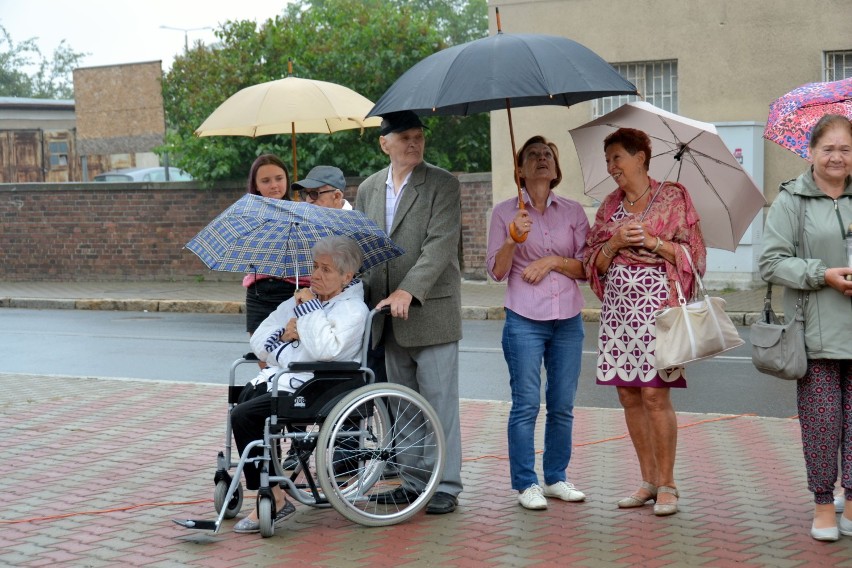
[825,50,852,81]
[592,60,678,118]
[48,141,69,168]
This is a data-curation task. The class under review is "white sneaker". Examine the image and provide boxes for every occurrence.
[836,493,846,513]
[518,484,548,510]
[543,481,586,502]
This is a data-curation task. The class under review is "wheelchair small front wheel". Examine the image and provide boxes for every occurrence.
[258,496,275,538]
[213,480,243,519]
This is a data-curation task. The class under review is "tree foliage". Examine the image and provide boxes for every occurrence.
[161,0,489,182]
[0,24,87,99]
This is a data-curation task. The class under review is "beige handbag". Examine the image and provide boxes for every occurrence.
[654,246,744,369]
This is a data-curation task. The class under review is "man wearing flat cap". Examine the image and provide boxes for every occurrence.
[355,110,463,514]
[291,165,352,209]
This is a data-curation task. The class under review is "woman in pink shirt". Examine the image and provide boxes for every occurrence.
[486,136,589,511]
[243,154,298,340]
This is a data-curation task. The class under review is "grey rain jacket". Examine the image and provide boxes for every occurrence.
[758,168,852,359]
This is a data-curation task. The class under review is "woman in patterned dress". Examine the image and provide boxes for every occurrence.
[583,128,706,516]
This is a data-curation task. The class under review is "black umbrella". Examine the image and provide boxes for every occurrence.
[368,9,637,240]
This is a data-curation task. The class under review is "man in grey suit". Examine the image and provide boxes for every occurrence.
[355,110,463,514]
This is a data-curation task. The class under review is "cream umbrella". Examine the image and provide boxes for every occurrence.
[195,72,381,181]
[569,101,766,251]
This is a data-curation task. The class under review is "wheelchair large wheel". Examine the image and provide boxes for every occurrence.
[213,480,243,519]
[316,383,445,527]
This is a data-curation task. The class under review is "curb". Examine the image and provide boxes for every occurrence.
[3,297,243,314]
[1,296,769,323]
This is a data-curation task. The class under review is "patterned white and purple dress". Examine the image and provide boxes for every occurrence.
[596,206,686,388]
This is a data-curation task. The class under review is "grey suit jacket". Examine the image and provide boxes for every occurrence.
[355,161,462,348]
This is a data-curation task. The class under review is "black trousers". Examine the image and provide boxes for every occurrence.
[230,383,275,490]
[245,278,297,333]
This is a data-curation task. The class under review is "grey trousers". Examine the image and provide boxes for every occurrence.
[384,330,463,498]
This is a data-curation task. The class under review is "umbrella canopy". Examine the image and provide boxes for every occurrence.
[569,101,766,251]
[763,77,852,159]
[195,76,382,180]
[367,32,637,117]
[196,76,382,136]
[185,194,404,279]
[368,12,636,240]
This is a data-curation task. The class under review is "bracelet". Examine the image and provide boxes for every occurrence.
[652,237,663,253]
[601,244,615,259]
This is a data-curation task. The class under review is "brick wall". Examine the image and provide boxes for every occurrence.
[458,174,491,280]
[0,173,491,282]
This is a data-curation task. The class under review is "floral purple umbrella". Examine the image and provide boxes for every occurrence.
[763,77,852,160]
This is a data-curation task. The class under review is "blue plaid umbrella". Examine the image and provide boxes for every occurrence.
[186,194,404,280]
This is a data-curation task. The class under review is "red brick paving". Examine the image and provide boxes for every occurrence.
[2,373,851,567]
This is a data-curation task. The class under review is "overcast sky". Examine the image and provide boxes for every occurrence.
[0,0,289,72]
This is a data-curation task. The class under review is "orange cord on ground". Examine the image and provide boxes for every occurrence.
[463,412,762,461]
[0,499,210,524]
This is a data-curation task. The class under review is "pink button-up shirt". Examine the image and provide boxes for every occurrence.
[486,191,589,321]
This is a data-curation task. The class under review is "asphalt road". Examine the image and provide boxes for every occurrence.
[0,308,797,418]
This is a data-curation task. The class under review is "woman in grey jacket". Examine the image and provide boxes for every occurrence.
[759,114,852,542]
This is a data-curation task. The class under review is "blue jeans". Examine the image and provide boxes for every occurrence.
[502,309,584,491]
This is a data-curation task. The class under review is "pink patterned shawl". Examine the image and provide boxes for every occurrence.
[583,179,707,308]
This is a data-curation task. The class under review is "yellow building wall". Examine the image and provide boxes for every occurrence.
[488,0,852,207]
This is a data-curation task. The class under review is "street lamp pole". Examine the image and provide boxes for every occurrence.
[159,25,213,52]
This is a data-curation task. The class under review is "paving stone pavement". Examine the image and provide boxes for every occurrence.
[0,281,833,566]
[2,373,851,567]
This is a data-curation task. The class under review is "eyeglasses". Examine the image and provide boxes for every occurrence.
[299,188,336,201]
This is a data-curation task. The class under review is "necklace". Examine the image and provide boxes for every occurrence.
[625,184,651,206]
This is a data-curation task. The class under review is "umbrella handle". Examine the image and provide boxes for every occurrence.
[506,98,528,243]
[291,122,298,183]
[288,57,299,184]
[508,221,528,243]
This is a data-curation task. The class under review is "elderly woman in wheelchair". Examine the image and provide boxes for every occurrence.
[172,234,448,537]
[230,235,368,533]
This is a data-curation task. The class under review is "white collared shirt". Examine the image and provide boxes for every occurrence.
[384,165,412,231]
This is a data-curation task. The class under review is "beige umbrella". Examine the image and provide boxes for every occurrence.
[569,101,766,251]
[195,72,381,181]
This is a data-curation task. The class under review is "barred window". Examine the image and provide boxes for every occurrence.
[825,50,852,81]
[592,60,678,118]
[48,141,69,168]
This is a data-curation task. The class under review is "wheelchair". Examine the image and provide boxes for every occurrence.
[175,308,446,537]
